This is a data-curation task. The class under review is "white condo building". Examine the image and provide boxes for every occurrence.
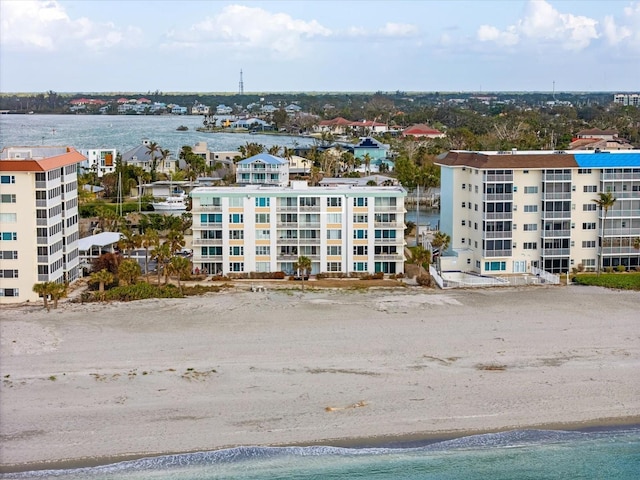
[190,182,406,276]
[436,150,640,274]
[0,146,84,303]
[79,148,118,177]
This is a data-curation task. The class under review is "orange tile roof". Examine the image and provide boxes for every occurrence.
[0,148,86,172]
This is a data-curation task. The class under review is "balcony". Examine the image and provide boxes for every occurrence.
[276,205,298,212]
[601,172,640,180]
[374,205,402,213]
[192,205,222,212]
[198,255,223,261]
[541,211,571,219]
[38,274,49,282]
[483,249,512,257]
[374,254,405,261]
[542,248,570,256]
[374,237,400,244]
[298,238,321,245]
[541,229,571,237]
[37,255,48,263]
[37,236,48,245]
[544,173,571,182]
[276,238,299,245]
[603,246,640,254]
[483,193,513,202]
[374,221,404,228]
[484,212,513,220]
[484,174,513,182]
[607,210,640,218]
[483,231,513,239]
[192,238,223,246]
[35,180,47,189]
[606,227,640,236]
[36,218,48,226]
[542,192,571,200]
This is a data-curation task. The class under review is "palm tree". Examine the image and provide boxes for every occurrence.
[362,153,372,176]
[118,229,140,258]
[294,256,312,292]
[118,259,141,286]
[430,231,451,275]
[32,281,57,310]
[633,237,640,251]
[166,229,185,255]
[90,269,114,294]
[410,245,431,275]
[159,148,172,178]
[167,256,191,293]
[592,192,617,276]
[151,242,172,285]
[50,283,67,309]
[145,141,160,181]
[140,229,159,277]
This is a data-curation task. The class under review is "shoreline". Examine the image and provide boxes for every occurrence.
[2,287,639,474]
[3,416,639,474]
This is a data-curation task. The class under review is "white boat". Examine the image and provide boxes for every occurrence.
[151,193,187,211]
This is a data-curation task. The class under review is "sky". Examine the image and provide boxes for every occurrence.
[1,0,639,93]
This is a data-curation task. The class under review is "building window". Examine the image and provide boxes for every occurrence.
[255,197,270,207]
[229,197,243,207]
[484,261,506,271]
[0,251,18,259]
[582,240,596,248]
[256,229,270,240]
[524,205,538,212]
[583,204,597,211]
[375,230,396,239]
[201,213,222,224]
[462,184,466,190]
[327,229,342,240]
[353,214,368,223]
[578,169,592,174]
[474,185,478,193]
[524,186,538,194]
[582,223,596,230]
[353,229,368,239]
[462,202,466,208]
[583,185,597,193]
[255,213,270,223]
[523,242,538,249]
[1,175,16,184]
[1,232,17,241]
[353,245,368,255]
[229,230,244,239]
[523,224,537,231]
[353,197,368,207]
[1,194,16,203]
[474,204,478,211]
[327,245,342,255]
[353,262,368,272]
[0,269,18,278]
[461,220,466,226]
[582,259,596,267]
[256,246,270,255]
[229,262,244,272]
[327,197,342,207]
[229,245,244,256]
[327,262,342,272]
[229,214,244,223]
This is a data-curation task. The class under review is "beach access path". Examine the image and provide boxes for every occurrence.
[1,285,639,471]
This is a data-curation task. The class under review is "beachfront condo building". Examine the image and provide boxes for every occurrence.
[0,146,84,304]
[435,149,640,275]
[79,148,118,178]
[190,181,406,276]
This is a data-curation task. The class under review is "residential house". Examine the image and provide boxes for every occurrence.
[402,124,446,139]
[79,148,118,177]
[236,153,289,186]
[121,139,177,175]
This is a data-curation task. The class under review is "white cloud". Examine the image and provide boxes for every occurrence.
[476,0,599,51]
[378,22,419,37]
[164,5,332,58]
[602,2,640,52]
[0,0,141,52]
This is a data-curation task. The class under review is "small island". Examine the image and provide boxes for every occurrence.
[176,125,188,131]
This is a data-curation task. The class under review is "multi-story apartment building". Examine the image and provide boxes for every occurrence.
[0,146,84,303]
[190,181,406,276]
[79,148,118,177]
[436,150,640,275]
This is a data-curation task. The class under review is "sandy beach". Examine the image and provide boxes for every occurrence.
[1,284,639,472]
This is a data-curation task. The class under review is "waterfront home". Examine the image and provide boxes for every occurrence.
[236,153,289,187]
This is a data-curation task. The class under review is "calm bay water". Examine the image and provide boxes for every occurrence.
[2,428,639,479]
[0,114,314,155]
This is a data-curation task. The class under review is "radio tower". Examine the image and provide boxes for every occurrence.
[239,69,244,95]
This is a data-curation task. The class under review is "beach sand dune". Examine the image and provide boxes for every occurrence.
[1,285,639,471]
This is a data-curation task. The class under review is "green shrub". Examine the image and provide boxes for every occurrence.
[616,265,626,272]
[572,273,640,291]
[102,283,182,301]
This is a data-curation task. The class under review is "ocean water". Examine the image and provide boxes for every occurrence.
[0,114,314,154]
[3,428,638,480]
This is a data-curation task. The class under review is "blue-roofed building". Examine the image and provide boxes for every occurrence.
[236,153,289,186]
[435,149,640,279]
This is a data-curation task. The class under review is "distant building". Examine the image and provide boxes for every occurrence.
[613,93,639,107]
[402,124,445,139]
[0,146,84,303]
[569,129,634,151]
[191,103,210,115]
[121,139,177,175]
[236,153,289,186]
[79,148,118,177]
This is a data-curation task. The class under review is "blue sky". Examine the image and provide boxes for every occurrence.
[1,0,638,93]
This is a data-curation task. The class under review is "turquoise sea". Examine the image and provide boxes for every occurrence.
[0,114,314,154]
[2,428,638,479]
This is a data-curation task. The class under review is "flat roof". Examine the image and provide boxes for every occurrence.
[78,232,122,251]
[191,184,406,196]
